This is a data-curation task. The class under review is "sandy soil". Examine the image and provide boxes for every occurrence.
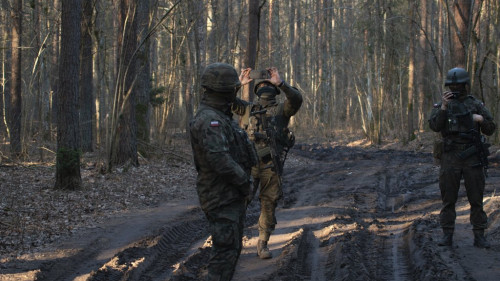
[1,137,500,281]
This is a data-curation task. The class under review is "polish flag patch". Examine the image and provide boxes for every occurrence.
[210,120,220,127]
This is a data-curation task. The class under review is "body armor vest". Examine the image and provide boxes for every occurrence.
[247,104,295,160]
[446,102,474,134]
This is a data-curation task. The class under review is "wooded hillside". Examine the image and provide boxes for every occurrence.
[0,0,499,181]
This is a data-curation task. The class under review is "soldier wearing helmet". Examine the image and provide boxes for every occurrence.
[429,67,496,248]
[189,63,258,280]
[233,67,303,259]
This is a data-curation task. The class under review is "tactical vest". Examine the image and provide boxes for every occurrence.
[444,97,478,142]
[247,104,295,160]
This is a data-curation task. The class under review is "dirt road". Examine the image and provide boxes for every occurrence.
[1,143,500,280]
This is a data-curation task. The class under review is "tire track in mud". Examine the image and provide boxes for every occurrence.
[287,145,500,281]
[81,201,262,281]
[263,227,315,281]
[237,144,449,281]
[9,144,498,280]
[32,243,104,281]
[29,207,208,281]
[88,219,208,281]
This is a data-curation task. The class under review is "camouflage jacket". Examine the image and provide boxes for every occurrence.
[428,95,496,143]
[232,81,303,158]
[190,97,257,212]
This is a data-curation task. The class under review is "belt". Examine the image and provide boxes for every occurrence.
[448,143,473,151]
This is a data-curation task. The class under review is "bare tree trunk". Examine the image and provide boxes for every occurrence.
[136,0,152,148]
[50,0,61,140]
[363,29,375,143]
[55,0,82,190]
[184,37,193,135]
[80,0,94,152]
[267,0,273,64]
[94,0,108,148]
[110,0,138,168]
[243,0,260,102]
[383,0,397,136]
[40,7,51,142]
[407,1,417,140]
[450,0,471,67]
[1,0,10,139]
[495,30,500,142]
[417,0,428,130]
[10,0,22,157]
[184,1,203,135]
[336,0,347,130]
[312,0,322,125]
[189,0,206,110]
[221,0,229,60]
[288,1,295,85]
[292,1,302,85]
[437,0,445,83]
[32,0,41,142]
[233,0,245,68]
[206,0,217,63]
[33,0,52,159]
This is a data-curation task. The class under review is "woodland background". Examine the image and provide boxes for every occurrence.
[0,0,499,189]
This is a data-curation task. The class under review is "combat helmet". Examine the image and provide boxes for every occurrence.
[201,63,241,93]
[445,67,470,86]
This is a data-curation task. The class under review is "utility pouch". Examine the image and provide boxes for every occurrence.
[456,145,477,160]
[257,146,271,159]
[433,139,443,160]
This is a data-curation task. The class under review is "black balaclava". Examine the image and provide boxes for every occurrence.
[201,87,239,115]
[256,84,279,107]
[448,83,467,100]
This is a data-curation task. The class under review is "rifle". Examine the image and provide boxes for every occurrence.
[250,109,283,186]
[457,127,490,177]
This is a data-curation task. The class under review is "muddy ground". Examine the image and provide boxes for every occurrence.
[1,139,500,281]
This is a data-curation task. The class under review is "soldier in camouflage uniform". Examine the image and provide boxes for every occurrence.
[233,67,303,259]
[189,63,258,280]
[428,67,496,248]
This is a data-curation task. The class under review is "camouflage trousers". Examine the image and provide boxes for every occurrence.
[205,200,246,281]
[252,158,283,241]
[439,150,487,230]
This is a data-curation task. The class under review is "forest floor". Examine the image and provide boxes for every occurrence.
[1,132,500,281]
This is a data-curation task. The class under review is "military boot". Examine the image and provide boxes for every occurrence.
[257,239,272,259]
[473,230,491,249]
[437,228,453,246]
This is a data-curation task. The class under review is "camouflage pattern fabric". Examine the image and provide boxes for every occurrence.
[233,80,303,242]
[190,103,256,213]
[190,93,257,281]
[252,158,282,241]
[205,201,246,281]
[428,94,496,231]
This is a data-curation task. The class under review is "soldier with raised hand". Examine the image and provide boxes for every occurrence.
[428,67,496,248]
[189,63,258,281]
[233,67,303,259]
